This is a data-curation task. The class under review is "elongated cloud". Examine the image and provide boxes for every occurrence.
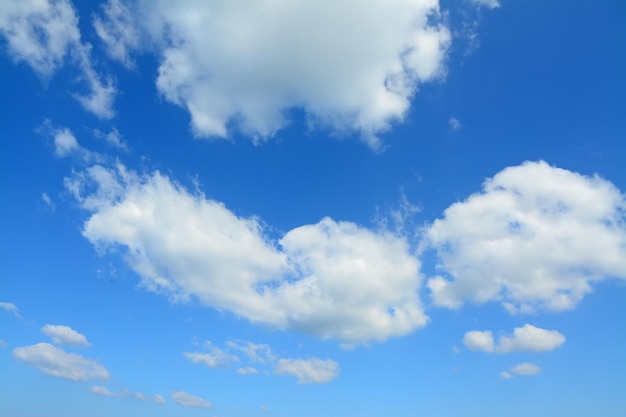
[66,163,427,345]
[501,362,542,379]
[425,161,626,312]
[0,0,115,118]
[93,0,450,147]
[274,358,340,384]
[463,324,565,353]
[171,390,211,408]
[42,324,90,348]
[13,343,109,382]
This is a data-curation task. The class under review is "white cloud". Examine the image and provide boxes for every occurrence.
[497,324,565,353]
[0,0,115,118]
[464,324,565,353]
[0,302,20,317]
[53,128,79,157]
[42,324,90,348]
[184,342,239,368]
[170,390,212,408]
[274,358,340,384]
[93,0,450,147]
[89,385,120,397]
[67,162,427,345]
[136,392,166,404]
[95,127,128,150]
[93,0,139,68]
[237,367,259,375]
[463,330,494,352]
[425,161,626,313]
[468,0,500,9]
[42,193,55,210]
[13,343,109,382]
[499,371,512,379]
[449,117,461,130]
[226,341,274,364]
[510,362,541,376]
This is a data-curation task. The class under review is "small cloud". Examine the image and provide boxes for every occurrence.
[0,339,8,348]
[463,324,565,354]
[95,127,129,150]
[226,340,274,364]
[449,117,461,130]
[42,193,55,210]
[468,0,500,9]
[260,405,270,412]
[502,362,542,379]
[42,324,91,348]
[0,302,20,318]
[452,346,461,354]
[237,367,259,375]
[90,385,121,397]
[13,343,109,382]
[170,390,212,408]
[184,341,239,368]
[274,358,339,384]
[136,392,166,404]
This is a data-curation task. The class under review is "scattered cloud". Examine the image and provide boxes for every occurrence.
[95,127,128,150]
[463,324,565,353]
[468,0,500,9]
[463,330,494,352]
[42,324,91,348]
[93,0,139,68]
[67,162,427,345]
[42,193,55,210]
[136,392,166,404]
[0,0,115,118]
[502,362,541,379]
[170,390,212,408]
[274,357,340,384]
[92,0,450,148]
[237,367,259,375]
[184,342,239,368]
[89,385,121,397]
[12,343,109,382]
[425,161,626,312]
[449,117,461,130]
[226,341,275,364]
[0,302,20,317]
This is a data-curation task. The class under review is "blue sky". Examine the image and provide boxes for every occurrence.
[1,0,625,416]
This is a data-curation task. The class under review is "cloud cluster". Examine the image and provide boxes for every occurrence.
[93,0,450,147]
[42,324,90,348]
[425,161,626,313]
[66,163,427,345]
[463,324,565,353]
[0,0,115,118]
[12,343,109,382]
[185,339,339,384]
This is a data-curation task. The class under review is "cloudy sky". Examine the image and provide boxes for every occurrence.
[1,0,624,416]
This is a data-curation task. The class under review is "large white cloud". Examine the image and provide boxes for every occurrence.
[12,343,109,382]
[94,0,450,147]
[42,324,90,348]
[463,324,565,353]
[0,0,115,118]
[425,161,626,313]
[66,163,427,345]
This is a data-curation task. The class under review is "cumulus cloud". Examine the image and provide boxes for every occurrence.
[42,324,90,348]
[274,358,340,384]
[184,342,239,368]
[66,162,427,345]
[463,330,494,352]
[170,390,212,408]
[425,161,626,313]
[463,324,565,353]
[92,0,450,147]
[13,343,109,382]
[0,302,20,317]
[0,0,115,118]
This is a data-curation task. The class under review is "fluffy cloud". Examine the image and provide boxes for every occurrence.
[463,330,494,352]
[93,0,450,147]
[66,163,427,345]
[12,343,109,382]
[274,358,340,384]
[170,390,212,408]
[0,302,20,317]
[463,324,565,353]
[425,161,626,313]
[184,342,239,368]
[42,324,90,348]
[0,0,115,118]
